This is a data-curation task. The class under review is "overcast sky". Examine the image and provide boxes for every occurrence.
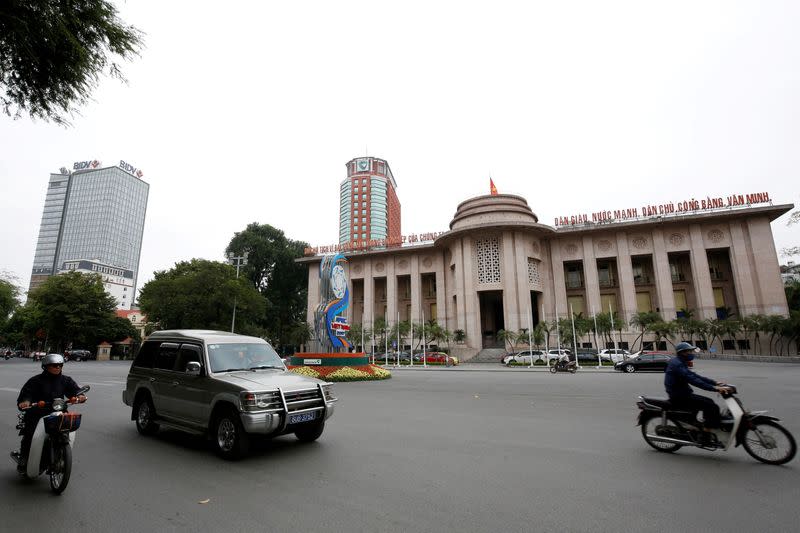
[1,1,798,297]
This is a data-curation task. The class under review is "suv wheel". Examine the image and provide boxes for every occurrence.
[212,408,250,460]
[295,420,325,442]
[135,395,159,435]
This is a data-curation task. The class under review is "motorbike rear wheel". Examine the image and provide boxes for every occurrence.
[741,419,797,465]
[49,443,72,495]
[549,366,557,373]
[641,415,683,453]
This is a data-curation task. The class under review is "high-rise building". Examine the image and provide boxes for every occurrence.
[29,160,149,309]
[339,157,401,245]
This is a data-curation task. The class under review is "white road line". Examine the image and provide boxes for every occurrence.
[80,381,119,387]
[0,387,18,392]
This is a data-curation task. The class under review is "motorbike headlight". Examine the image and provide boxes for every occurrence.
[52,399,66,412]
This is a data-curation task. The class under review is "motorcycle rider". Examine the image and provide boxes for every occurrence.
[665,342,731,436]
[12,354,85,473]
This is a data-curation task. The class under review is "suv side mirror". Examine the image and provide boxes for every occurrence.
[186,361,202,376]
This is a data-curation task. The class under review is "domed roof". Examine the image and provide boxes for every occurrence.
[449,194,539,230]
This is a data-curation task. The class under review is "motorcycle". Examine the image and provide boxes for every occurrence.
[10,386,90,493]
[636,385,796,465]
[550,359,577,373]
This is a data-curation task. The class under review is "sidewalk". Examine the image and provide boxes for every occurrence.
[377,362,617,372]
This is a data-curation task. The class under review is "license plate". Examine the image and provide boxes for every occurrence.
[289,412,317,424]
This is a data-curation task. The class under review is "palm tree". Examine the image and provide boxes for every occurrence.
[594,312,612,348]
[651,321,675,349]
[347,322,364,351]
[496,329,516,353]
[630,311,661,351]
[721,318,741,354]
[453,329,466,344]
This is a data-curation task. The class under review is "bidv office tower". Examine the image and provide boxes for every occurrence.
[29,160,149,310]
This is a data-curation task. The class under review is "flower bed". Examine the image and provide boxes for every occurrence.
[287,364,392,382]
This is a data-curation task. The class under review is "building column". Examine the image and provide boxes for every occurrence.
[615,232,637,325]
[651,228,676,320]
[513,232,532,331]
[452,240,466,334]
[386,259,397,326]
[746,217,790,316]
[550,243,568,318]
[410,255,421,324]
[461,237,481,350]
[581,236,601,316]
[435,254,447,327]
[728,221,759,316]
[501,231,520,332]
[539,242,555,323]
[688,224,716,319]
[363,261,373,326]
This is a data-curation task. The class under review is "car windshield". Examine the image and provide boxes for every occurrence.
[208,342,284,373]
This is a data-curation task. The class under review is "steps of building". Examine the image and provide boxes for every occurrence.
[469,348,508,363]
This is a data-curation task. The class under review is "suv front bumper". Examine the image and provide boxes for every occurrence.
[240,402,335,434]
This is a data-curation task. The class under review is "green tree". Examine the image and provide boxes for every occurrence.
[630,311,661,351]
[347,322,364,351]
[138,259,265,333]
[25,271,126,351]
[496,329,516,352]
[0,1,143,125]
[453,329,466,344]
[226,223,309,353]
[0,274,21,337]
[651,321,675,349]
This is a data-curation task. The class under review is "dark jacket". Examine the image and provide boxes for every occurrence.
[664,357,716,399]
[17,371,81,409]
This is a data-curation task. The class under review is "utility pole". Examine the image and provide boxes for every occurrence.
[227,251,249,333]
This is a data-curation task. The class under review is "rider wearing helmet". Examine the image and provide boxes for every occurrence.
[12,354,86,473]
[665,342,731,431]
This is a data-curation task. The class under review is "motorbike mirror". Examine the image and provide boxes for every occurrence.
[75,386,91,395]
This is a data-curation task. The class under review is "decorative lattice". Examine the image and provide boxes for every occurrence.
[669,233,684,246]
[708,229,724,243]
[475,237,501,284]
[528,258,541,286]
[597,239,612,252]
[631,236,648,249]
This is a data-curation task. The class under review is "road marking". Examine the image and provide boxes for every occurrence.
[0,387,18,393]
[80,381,120,387]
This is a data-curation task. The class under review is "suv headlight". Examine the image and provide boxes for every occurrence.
[240,391,282,411]
[321,383,337,402]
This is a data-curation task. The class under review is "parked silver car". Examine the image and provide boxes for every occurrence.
[122,330,337,459]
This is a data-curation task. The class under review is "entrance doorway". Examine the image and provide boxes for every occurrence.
[479,291,505,348]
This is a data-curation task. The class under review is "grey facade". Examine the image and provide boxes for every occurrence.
[29,165,149,309]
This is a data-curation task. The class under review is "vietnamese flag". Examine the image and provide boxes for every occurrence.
[490,178,498,195]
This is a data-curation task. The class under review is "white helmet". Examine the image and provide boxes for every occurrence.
[42,353,65,369]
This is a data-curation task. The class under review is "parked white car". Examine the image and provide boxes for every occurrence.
[546,349,572,361]
[599,348,631,363]
[503,350,547,365]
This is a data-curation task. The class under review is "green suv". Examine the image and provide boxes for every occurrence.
[122,330,337,459]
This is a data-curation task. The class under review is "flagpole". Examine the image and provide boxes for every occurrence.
[422,310,427,368]
[385,318,388,366]
[528,304,534,369]
[609,302,619,354]
[371,315,375,365]
[361,311,365,355]
[570,303,579,368]
[592,306,601,368]
[408,317,414,366]
[396,312,400,367]
[543,304,549,367]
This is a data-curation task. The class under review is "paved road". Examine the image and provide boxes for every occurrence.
[0,358,798,532]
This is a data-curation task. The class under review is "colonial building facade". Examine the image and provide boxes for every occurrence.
[302,193,792,358]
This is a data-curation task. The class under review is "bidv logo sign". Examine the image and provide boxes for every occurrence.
[119,160,144,178]
[72,160,101,171]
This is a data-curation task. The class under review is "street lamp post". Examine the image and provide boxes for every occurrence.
[226,251,249,333]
